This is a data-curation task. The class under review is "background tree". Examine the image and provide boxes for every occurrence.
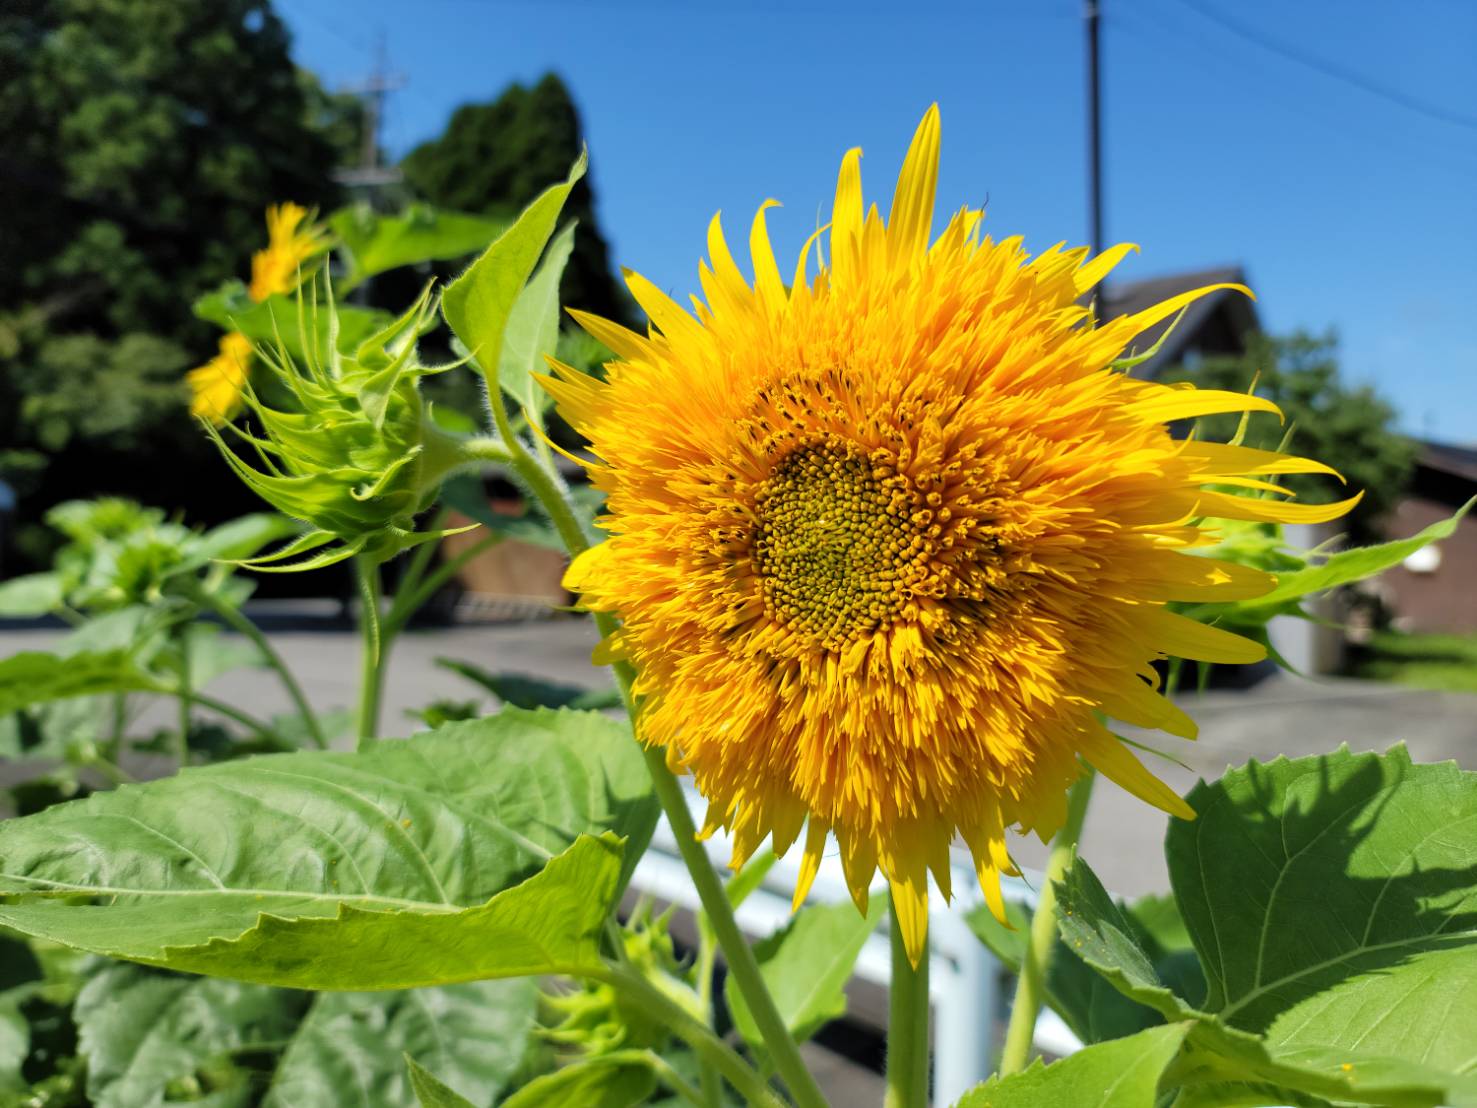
[1159,330,1417,542]
[401,73,633,325]
[0,0,351,564]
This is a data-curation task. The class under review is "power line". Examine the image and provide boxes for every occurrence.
[1170,0,1477,134]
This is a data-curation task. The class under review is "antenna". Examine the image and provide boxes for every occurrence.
[336,30,405,192]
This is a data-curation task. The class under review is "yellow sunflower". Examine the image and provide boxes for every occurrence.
[189,204,328,425]
[248,202,328,303]
[186,331,253,424]
[543,105,1358,963]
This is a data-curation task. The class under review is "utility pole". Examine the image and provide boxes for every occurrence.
[336,31,405,195]
[1086,0,1104,257]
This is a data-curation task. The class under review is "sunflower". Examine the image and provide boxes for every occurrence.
[543,105,1358,963]
[249,202,328,303]
[189,204,328,425]
[186,332,254,423]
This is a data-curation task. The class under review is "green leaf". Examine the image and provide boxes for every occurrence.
[193,282,391,366]
[330,205,509,290]
[265,981,535,1107]
[438,475,563,551]
[0,999,28,1095]
[1185,498,1475,625]
[406,1056,477,1108]
[436,658,621,712]
[726,896,882,1050]
[193,514,301,565]
[967,894,1169,1045]
[0,650,160,715]
[496,220,576,428]
[957,1022,1187,1108]
[0,708,657,989]
[0,573,63,617]
[442,155,587,399]
[956,1022,1192,1107]
[1169,744,1477,1090]
[74,963,307,1108]
[1058,831,1477,1104]
[499,1052,656,1108]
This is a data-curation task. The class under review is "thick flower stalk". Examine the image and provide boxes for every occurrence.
[542,105,1360,964]
[200,282,473,573]
[188,203,329,424]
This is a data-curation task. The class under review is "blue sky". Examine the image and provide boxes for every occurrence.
[279,0,1477,442]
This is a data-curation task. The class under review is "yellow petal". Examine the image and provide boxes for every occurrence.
[831,146,864,283]
[1195,489,1364,525]
[790,818,829,912]
[1079,725,1196,820]
[1096,675,1198,739]
[749,200,786,306]
[1179,441,1342,481]
[838,828,876,916]
[1113,282,1253,345]
[1127,383,1283,425]
[567,309,657,364]
[887,104,940,261]
[1133,554,1275,603]
[1136,606,1267,664]
[1074,242,1140,294]
[889,874,931,968]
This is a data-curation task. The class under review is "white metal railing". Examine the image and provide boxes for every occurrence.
[631,781,1083,1105]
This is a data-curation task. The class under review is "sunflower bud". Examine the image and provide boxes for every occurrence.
[201,281,475,572]
[540,903,699,1058]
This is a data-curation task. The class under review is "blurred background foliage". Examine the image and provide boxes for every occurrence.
[0,1,626,574]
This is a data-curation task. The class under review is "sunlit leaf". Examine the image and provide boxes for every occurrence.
[956,1022,1192,1107]
[0,710,657,989]
[331,205,508,290]
[498,1052,656,1108]
[442,155,586,403]
[497,220,576,428]
[265,981,535,1107]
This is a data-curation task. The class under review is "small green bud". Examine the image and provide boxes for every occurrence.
[540,903,700,1059]
[201,279,478,572]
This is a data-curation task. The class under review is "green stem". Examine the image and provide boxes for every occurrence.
[642,1050,707,1108]
[997,767,1097,1075]
[382,532,502,640]
[397,507,450,603]
[189,585,325,749]
[353,556,384,749]
[884,889,931,1108]
[492,412,823,1108]
[107,692,127,765]
[174,627,192,771]
[595,965,783,1108]
[188,692,286,748]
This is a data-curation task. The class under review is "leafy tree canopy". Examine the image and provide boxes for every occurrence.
[401,73,633,325]
[1158,330,1416,541]
[0,0,354,565]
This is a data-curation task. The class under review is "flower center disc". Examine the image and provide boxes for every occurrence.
[752,439,921,649]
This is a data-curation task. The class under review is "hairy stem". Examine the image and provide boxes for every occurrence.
[997,767,1097,1075]
[595,965,783,1108]
[173,627,192,771]
[353,556,384,749]
[884,889,931,1108]
[189,585,325,748]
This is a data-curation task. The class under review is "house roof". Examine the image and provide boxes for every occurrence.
[1097,265,1259,378]
[1416,439,1477,484]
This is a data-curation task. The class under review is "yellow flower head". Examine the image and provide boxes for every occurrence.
[248,202,327,303]
[186,331,253,425]
[543,105,1359,963]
